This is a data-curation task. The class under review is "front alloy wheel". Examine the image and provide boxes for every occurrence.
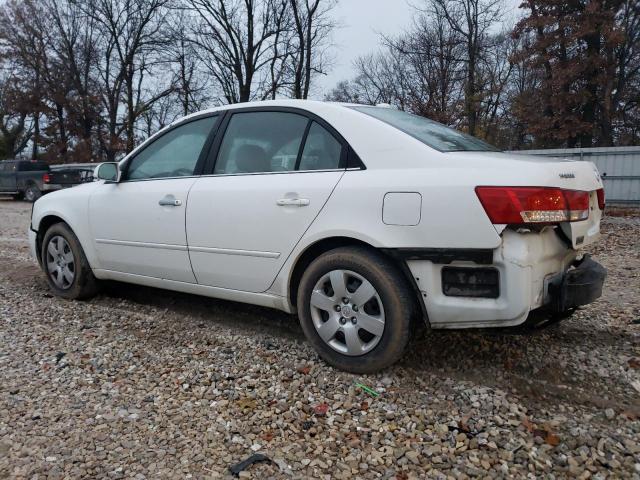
[297,246,415,373]
[41,222,99,300]
[45,235,75,290]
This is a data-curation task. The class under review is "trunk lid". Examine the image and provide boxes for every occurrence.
[455,152,605,249]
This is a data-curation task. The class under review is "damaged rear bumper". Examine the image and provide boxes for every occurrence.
[546,255,606,313]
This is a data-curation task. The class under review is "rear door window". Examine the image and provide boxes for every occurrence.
[214,112,345,174]
[214,112,309,174]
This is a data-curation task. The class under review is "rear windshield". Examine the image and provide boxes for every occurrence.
[350,106,499,153]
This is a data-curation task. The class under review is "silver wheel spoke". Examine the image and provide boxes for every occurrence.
[351,279,376,307]
[316,317,341,342]
[357,312,385,336]
[62,267,74,284]
[344,327,365,355]
[310,290,336,312]
[53,268,64,287]
[48,241,59,257]
[46,261,57,273]
[329,270,347,298]
[62,251,74,263]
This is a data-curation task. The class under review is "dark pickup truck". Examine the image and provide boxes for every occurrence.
[49,163,95,187]
[0,159,53,201]
[0,160,96,201]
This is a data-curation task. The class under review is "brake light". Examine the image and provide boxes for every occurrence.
[475,186,590,224]
[596,188,605,210]
[42,173,50,184]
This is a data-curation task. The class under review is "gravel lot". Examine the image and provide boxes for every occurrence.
[1,199,639,479]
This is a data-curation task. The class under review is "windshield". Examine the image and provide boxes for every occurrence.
[350,106,499,153]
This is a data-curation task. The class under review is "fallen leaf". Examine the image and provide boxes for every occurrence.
[237,398,257,411]
[260,431,274,442]
[521,417,535,433]
[628,358,640,370]
[545,432,561,446]
[360,401,369,411]
[314,403,329,416]
[297,366,311,375]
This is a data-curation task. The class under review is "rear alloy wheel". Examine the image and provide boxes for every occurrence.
[24,185,41,202]
[41,222,99,300]
[297,246,415,373]
[310,270,386,356]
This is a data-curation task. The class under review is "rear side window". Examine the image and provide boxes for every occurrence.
[350,106,499,153]
[214,112,345,175]
[2,162,17,172]
[298,122,343,171]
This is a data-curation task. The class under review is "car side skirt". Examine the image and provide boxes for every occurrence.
[93,269,294,313]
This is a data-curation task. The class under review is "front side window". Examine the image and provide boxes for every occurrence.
[351,106,499,153]
[214,112,309,174]
[126,116,217,181]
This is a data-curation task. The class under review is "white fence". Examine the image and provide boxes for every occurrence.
[509,146,640,205]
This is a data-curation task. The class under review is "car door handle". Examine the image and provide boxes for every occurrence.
[159,195,182,207]
[276,198,310,207]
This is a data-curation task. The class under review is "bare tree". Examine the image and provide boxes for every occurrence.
[289,0,335,98]
[169,17,211,116]
[0,77,33,158]
[79,0,175,158]
[428,0,503,135]
[185,0,292,103]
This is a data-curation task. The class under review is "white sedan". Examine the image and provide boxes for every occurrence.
[29,100,606,372]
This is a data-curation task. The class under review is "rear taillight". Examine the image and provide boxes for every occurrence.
[42,173,50,184]
[596,188,605,211]
[475,186,590,225]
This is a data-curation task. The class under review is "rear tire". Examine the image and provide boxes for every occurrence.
[297,246,415,373]
[24,185,41,202]
[41,223,99,300]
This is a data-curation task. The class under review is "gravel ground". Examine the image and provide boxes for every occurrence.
[1,199,639,479]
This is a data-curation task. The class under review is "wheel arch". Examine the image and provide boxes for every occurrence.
[35,215,67,266]
[287,236,429,325]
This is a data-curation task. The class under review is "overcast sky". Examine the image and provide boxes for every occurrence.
[315,0,524,98]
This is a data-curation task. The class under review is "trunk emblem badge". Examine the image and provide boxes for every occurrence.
[559,173,575,179]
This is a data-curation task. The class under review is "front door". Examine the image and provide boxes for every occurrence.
[187,110,346,292]
[89,115,218,283]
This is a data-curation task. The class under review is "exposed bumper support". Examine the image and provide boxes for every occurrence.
[548,255,606,313]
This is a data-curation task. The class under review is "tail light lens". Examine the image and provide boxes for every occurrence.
[42,173,50,184]
[596,188,605,211]
[475,186,590,225]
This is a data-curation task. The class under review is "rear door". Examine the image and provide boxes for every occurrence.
[187,109,346,292]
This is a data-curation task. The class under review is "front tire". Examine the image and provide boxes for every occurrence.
[297,246,415,373]
[24,184,42,202]
[41,223,99,300]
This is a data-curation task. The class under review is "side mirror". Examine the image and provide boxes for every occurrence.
[95,162,120,182]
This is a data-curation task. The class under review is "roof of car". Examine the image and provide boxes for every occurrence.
[175,99,353,125]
